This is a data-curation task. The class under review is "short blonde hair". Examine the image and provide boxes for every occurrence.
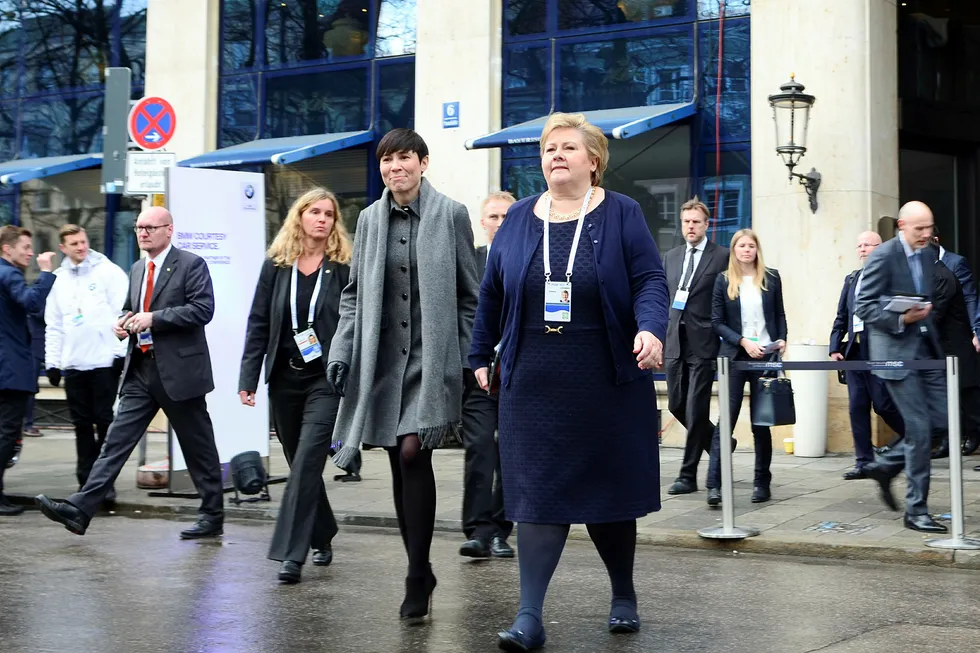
[481,191,517,212]
[539,112,609,186]
[267,188,353,267]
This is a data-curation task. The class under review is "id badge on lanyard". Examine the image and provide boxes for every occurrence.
[291,264,324,363]
[542,188,592,325]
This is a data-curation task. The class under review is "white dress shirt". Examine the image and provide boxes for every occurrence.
[739,276,772,347]
[139,244,171,310]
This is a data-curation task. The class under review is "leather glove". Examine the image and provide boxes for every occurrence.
[46,368,61,387]
[325,361,349,396]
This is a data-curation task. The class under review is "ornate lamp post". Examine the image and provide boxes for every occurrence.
[768,75,820,213]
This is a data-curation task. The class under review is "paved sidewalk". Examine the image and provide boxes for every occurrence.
[7,429,980,568]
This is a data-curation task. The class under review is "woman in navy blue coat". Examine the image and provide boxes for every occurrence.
[470,113,669,651]
[706,229,787,506]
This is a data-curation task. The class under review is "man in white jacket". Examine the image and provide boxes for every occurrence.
[44,224,128,494]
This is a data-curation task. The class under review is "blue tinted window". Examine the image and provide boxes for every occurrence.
[503,159,546,199]
[699,17,749,142]
[559,27,694,112]
[20,2,112,94]
[0,4,21,97]
[19,94,103,157]
[698,0,749,19]
[0,192,13,225]
[699,148,751,245]
[120,0,147,83]
[221,0,258,72]
[375,0,416,57]
[266,0,371,67]
[378,61,414,132]
[558,0,691,31]
[265,67,368,137]
[504,45,550,125]
[506,0,546,37]
[219,75,259,147]
[0,101,14,160]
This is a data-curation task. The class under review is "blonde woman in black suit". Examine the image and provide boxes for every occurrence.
[705,229,787,506]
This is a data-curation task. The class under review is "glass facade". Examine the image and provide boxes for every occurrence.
[218,0,416,237]
[501,0,751,251]
[0,0,147,270]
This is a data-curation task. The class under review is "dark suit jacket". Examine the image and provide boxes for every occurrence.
[664,240,729,359]
[711,270,788,360]
[933,259,979,388]
[853,236,942,380]
[0,259,55,392]
[475,245,488,282]
[829,270,868,360]
[939,249,978,330]
[120,247,215,402]
[238,257,350,392]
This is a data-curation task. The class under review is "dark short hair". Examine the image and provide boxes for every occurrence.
[59,223,85,243]
[376,128,429,162]
[0,225,31,251]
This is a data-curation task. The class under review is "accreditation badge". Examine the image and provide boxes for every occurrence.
[544,281,572,323]
[293,328,323,363]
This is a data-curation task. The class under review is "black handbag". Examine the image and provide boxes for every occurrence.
[751,362,797,427]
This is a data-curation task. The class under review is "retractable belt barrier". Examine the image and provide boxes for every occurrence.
[696,355,980,550]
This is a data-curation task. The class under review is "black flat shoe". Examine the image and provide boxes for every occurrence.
[864,463,899,511]
[312,547,332,566]
[842,467,867,480]
[400,570,437,624]
[751,487,771,503]
[179,519,223,540]
[706,488,721,507]
[278,560,302,584]
[609,616,641,634]
[35,495,88,534]
[667,478,697,495]
[490,536,514,559]
[904,513,948,533]
[0,496,24,516]
[459,537,491,558]
[497,627,546,651]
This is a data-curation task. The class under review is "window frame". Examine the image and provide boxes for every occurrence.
[504,0,697,44]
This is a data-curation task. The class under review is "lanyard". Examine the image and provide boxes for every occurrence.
[543,187,593,282]
[290,263,323,333]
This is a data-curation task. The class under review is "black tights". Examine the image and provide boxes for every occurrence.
[387,434,436,579]
[513,520,637,634]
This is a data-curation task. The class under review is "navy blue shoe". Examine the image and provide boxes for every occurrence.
[608,615,640,633]
[497,628,546,651]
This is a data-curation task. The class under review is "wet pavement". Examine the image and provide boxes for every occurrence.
[2,515,980,653]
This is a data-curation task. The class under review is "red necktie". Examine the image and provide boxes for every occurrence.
[141,261,155,352]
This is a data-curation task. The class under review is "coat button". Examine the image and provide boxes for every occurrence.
[593,239,598,244]
[402,293,408,300]
[401,320,408,328]
[400,237,407,244]
[402,348,408,355]
[400,265,407,272]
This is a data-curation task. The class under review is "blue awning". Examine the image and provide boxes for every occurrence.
[0,153,103,185]
[464,102,696,150]
[179,130,374,168]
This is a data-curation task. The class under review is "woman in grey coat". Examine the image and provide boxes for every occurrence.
[326,128,479,623]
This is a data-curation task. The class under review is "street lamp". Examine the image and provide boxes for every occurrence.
[768,74,821,213]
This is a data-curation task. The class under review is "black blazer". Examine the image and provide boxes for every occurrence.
[475,245,488,282]
[238,257,350,392]
[664,240,729,359]
[712,269,788,360]
[829,270,868,360]
[933,259,980,388]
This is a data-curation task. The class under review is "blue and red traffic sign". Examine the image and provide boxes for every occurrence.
[128,97,176,150]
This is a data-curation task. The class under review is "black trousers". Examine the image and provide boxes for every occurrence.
[460,369,512,542]
[64,367,117,487]
[68,353,224,519]
[707,365,772,490]
[267,365,340,563]
[845,368,904,467]
[0,390,31,495]
[664,330,715,483]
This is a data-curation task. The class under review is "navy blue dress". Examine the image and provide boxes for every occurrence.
[497,211,661,525]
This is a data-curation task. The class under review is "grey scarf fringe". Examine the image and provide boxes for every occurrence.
[331,421,459,470]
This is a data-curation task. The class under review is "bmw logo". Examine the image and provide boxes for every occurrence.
[244,184,255,199]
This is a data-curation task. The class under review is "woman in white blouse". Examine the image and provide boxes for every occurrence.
[706,229,787,506]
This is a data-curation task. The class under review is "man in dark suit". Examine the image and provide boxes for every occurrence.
[931,227,977,330]
[459,191,514,559]
[663,197,729,495]
[0,226,55,515]
[855,201,948,533]
[829,230,904,480]
[36,207,225,539]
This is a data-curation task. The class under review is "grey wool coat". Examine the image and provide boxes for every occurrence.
[328,178,479,464]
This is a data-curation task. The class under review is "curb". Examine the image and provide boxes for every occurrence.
[11,494,980,570]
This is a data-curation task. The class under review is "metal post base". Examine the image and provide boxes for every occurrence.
[697,526,761,540]
[924,537,980,550]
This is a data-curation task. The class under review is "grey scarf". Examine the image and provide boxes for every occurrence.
[329,178,477,469]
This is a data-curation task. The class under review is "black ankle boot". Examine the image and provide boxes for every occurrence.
[399,569,437,624]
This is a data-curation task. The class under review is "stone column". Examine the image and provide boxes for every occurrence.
[414,0,502,242]
[750,0,900,452]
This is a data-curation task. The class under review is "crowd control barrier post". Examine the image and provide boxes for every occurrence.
[926,356,980,550]
[697,356,761,540]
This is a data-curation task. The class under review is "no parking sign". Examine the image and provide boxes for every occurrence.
[128,97,177,150]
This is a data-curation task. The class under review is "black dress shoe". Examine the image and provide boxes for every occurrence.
[278,560,302,584]
[963,435,980,456]
[179,519,223,540]
[459,537,491,558]
[864,463,899,511]
[751,487,771,503]
[706,488,721,506]
[400,569,437,624]
[931,441,950,460]
[904,513,948,533]
[667,478,697,495]
[36,495,89,534]
[490,536,514,558]
[312,546,332,566]
[974,464,980,472]
[0,495,24,516]
[842,467,867,480]
[497,627,546,651]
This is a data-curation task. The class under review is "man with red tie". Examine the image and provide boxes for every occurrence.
[36,207,224,539]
